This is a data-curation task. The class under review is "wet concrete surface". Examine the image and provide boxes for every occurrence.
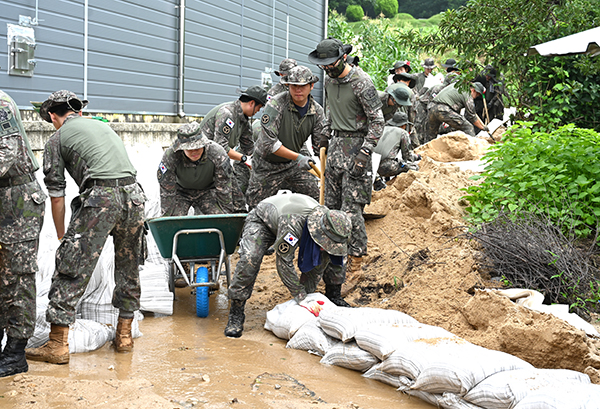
[1,285,433,408]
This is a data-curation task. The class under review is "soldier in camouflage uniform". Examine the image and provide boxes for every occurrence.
[414,58,436,93]
[374,111,421,181]
[268,58,297,98]
[308,38,384,277]
[378,85,412,123]
[245,66,323,209]
[224,193,351,338]
[426,82,489,143]
[0,90,47,378]
[158,122,234,216]
[199,85,268,211]
[387,60,412,86]
[26,91,147,365]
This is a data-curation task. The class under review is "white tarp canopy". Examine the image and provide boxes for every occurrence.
[527,26,600,57]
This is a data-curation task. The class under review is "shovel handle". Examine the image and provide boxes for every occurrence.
[309,162,322,179]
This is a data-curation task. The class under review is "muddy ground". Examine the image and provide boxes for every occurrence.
[2,131,600,408]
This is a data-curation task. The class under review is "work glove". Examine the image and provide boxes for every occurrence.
[297,154,315,171]
[482,125,490,132]
[350,146,371,177]
[299,299,325,317]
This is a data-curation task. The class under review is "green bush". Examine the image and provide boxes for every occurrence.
[463,122,600,240]
[375,0,398,18]
[345,5,364,22]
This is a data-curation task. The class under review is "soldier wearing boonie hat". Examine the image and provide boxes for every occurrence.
[386,60,412,86]
[27,89,146,365]
[199,84,268,211]
[158,121,235,217]
[425,82,489,143]
[377,83,411,124]
[374,111,421,180]
[415,58,436,92]
[308,37,384,278]
[269,58,298,97]
[225,193,352,338]
[386,81,419,148]
[245,65,324,210]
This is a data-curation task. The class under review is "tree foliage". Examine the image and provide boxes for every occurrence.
[346,4,365,21]
[395,0,600,131]
[397,0,466,18]
[375,0,398,18]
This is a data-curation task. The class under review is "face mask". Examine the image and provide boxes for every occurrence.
[324,58,346,78]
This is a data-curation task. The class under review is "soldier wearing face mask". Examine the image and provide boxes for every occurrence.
[308,38,384,282]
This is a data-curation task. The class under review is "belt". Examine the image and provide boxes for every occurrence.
[0,173,34,188]
[333,130,366,138]
[84,176,136,190]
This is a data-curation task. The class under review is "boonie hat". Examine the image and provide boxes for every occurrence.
[393,72,417,88]
[39,90,89,123]
[388,111,412,127]
[307,206,351,256]
[471,82,485,95]
[388,85,412,106]
[173,122,209,151]
[275,58,297,77]
[389,60,411,74]
[308,38,345,66]
[281,66,319,85]
[442,58,458,70]
[240,85,268,106]
[422,58,436,69]
[484,65,497,80]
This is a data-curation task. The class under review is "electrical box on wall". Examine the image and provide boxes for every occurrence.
[7,17,37,77]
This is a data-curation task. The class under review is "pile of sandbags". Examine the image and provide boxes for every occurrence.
[265,298,600,409]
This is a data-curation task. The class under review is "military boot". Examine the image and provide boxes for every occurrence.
[224,300,246,338]
[25,324,69,364]
[0,337,28,378]
[325,284,351,308]
[115,317,134,353]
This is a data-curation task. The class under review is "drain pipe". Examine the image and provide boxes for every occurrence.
[177,0,186,117]
[324,0,329,38]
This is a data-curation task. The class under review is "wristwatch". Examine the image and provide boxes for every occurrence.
[240,155,247,163]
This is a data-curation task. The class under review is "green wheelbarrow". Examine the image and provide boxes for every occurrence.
[146,213,247,317]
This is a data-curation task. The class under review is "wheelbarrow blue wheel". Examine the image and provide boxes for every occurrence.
[196,266,209,318]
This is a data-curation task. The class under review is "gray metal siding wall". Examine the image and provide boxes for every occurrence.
[2,0,325,115]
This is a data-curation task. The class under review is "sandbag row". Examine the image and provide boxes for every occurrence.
[264,296,600,409]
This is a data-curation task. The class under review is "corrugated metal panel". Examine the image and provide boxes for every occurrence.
[1,0,326,115]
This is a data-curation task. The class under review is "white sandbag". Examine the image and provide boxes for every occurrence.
[512,382,600,409]
[320,341,379,372]
[379,337,533,394]
[464,368,591,409]
[139,260,173,315]
[286,320,336,356]
[355,323,457,360]
[318,307,418,342]
[264,293,335,340]
[68,319,114,353]
[403,390,484,409]
[363,363,408,388]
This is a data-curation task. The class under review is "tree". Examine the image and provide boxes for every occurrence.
[346,4,365,21]
[397,0,467,19]
[375,0,398,18]
[396,0,600,131]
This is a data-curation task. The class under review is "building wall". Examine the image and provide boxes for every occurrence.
[1,0,326,117]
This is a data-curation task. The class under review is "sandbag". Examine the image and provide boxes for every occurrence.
[318,307,418,342]
[464,368,591,409]
[286,320,336,356]
[512,382,600,409]
[363,363,407,388]
[320,341,379,372]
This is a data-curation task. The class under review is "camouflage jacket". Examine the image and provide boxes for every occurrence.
[323,66,384,151]
[0,90,47,244]
[199,100,253,156]
[255,92,323,162]
[432,83,478,123]
[157,140,234,213]
[267,82,288,97]
[378,91,398,123]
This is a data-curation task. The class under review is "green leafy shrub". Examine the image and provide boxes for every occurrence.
[345,5,364,22]
[463,122,600,240]
[375,0,398,18]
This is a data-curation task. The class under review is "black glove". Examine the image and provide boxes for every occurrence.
[319,137,329,154]
[350,146,371,176]
[483,125,490,132]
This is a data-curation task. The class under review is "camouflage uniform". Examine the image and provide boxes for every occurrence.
[199,99,253,212]
[158,130,234,216]
[267,82,288,98]
[43,113,146,326]
[426,83,478,142]
[0,90,46,340]
[245,91,323,208]
[228,194,348,302]
[374,125,418,178]
[378,91,399,123]
[414,83,446,144]
[267,58,297,98]
[386,83,419,148]
[322,65,384,257]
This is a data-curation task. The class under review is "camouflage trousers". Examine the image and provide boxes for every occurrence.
[161,188,224,216]
[245,157,319,209]
[426,102,475,143]
[378,158,408,178]
[46,185,145,326]
[234,161,251,195]
[0,239,40,339]
[324,137,371,257]
[227,210,342,301]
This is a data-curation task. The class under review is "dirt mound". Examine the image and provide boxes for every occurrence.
[415,131,490,162]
